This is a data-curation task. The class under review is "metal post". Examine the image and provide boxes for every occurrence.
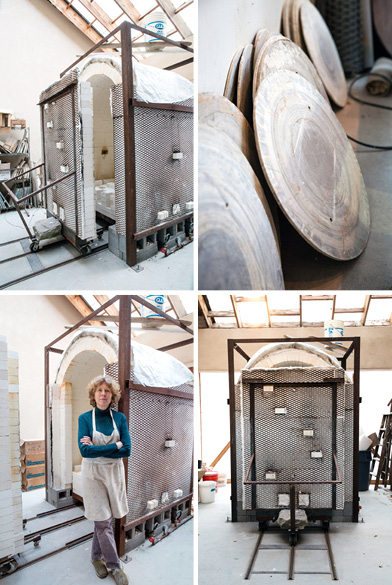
[353,338,360,522]
[44,347,50,503]
[228,339,238,522]
[121,22,138,267]
[115,295,132,556]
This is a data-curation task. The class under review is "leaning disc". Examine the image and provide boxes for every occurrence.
[254,29,271,68]
[300,0,347,107]
[290,0,307,50]
[224,47,244,103]
[253,35,328,102]
[254,70,370,261]
[237,43,254,124]
[198,92,261,178]
[199,124,284,290]
[253,32,284,99]
[282,0,292,38]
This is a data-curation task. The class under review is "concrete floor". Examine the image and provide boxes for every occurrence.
[0,209,194,290]
[198,484,392,584]
[282,77,392,289]
[4,488,193,585]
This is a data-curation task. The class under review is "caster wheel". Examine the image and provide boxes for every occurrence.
[81,245,91,256]
[30,241,39,252]
[97,232,103,240]
[0,558,18,577]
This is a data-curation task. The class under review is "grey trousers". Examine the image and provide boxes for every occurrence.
[91,517,121,570]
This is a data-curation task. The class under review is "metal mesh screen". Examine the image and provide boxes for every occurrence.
[104,361,193,524]
[40,73,84,238]
[235,367,351,513]
[111,84,193,236]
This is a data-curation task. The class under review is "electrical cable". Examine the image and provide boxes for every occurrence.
[346,72,392,150]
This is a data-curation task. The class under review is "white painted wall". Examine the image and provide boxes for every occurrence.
[0,295,81,441]
[0,0,93,163]
[200,369,392,480]
[198,0,284,93]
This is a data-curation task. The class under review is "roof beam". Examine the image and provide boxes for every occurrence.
[156,0,192,38]
[265,294,271,327]
[77,0,122,41]
[175,1,193,14]
[113,0,141,23]
[198,295,213,328]
[93,295,119,316]
[47,0,105,45]
[65,295,105,326]
[299,294,303,327]
[361,295,372,326]
[231,295,242,328]
[168,295,187,319]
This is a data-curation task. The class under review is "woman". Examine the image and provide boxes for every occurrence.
[78,375,131,585]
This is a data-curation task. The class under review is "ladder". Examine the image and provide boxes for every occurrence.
[370,401,392,490]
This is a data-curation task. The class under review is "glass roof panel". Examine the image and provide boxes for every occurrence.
[366,298,392,322]
[94,0,123,20]
[93,21,111,37]
[72,0,95,22]
[302,298,334,324]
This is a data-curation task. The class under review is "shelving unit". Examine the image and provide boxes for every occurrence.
[0,123,32,210]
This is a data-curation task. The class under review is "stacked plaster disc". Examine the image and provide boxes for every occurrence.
[198,95,284,290]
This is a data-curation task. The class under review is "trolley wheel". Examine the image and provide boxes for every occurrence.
[97,232,103,240]
[288,532,298,546]
[0,558,18,577]
[30,241,39,252]
[80,245,91,256]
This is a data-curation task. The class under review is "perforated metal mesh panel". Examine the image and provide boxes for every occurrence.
[111,84,193,236]
[40,73,83,238]
[235,366,351,513]
[104,361,193,524]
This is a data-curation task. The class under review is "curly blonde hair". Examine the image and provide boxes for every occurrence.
[87,375,121,408]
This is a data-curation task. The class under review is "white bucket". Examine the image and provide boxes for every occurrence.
[144,11,167,51]
[199,480,216,504]
[141,295,165,327]
[324,319,344,345]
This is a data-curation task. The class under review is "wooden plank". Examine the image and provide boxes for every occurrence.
[168,295,187,319]
[361,295,372,326]
[77,0,122,42]
[265,294,271,327]
[210,442,230,468]
[231,296,242,328]
[175,0,193,14]
[65,295,105,326]
[94,295,119,317]
[156,0,192,38]
[47,0,106,45]
[113,0,141,24]
[198,295,213,328]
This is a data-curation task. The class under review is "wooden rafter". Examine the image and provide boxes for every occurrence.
[65,295,105,326]
[361,295,372,326]
[47,0,108,45]
[77,0,122,42]
[265,294,271,327]
[231,296,242,328]
[198,295,213,328]
[168,295,187,319]
[156,0,192,38]
[299,294,303,327]
[175,1,193,14]
[113,0,141,24]
[93,295,119,317]
[331,294,336,319]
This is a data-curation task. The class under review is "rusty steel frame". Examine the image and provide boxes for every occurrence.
[44,295,194,555]
[227,336,360,523]
[59,21,194,267]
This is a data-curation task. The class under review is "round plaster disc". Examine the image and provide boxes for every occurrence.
[300,0,347,107]
[254,29,271,67]
[253,36,328,102]
[223,47,244,103]
[198,92,261,179]
[237,43,254,124]
[254,70,370,261]
[199,124,284,290]
[373,0,392,57]
[282,0,292,38]
[290,0,307,51]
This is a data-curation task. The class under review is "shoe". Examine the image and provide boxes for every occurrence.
[91,559,109,579]
[111,568,129,585]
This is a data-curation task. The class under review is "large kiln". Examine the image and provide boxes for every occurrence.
[46,328,193,551]
[228,338,360,539]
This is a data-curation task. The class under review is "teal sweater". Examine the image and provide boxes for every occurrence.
[78,407,131,459]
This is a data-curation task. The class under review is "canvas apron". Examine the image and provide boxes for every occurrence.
[81,408,128,521]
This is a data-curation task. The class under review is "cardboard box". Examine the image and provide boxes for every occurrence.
[21,463,45,478]
[22,475,45,492]
[20,452,46,466]
[0,113,11,127]
[20,440,45,455]
[10,119,26,129]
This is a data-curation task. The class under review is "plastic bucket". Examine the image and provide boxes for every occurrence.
[203,470,219,492]
[218,473,227,487]
[324,320,344,345]
[199,480,216,504]
[141,295,165,327]
[144,12,167,50]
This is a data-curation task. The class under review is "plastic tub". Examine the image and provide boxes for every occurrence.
[199,480,216,504]
[358,450,372,491]
[203,470,219,492]
[144,12,167,50]
[324,320,344,345]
